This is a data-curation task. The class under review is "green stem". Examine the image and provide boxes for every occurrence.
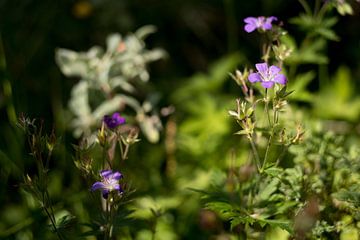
[105,199,110,240]
[261,130,274,172]
[102,145,112,169]
[43,206,63,240]
[264,89,272,127]
[248,137,261,173]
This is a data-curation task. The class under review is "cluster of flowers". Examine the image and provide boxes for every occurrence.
[244,16,287,88]
[91,112,126,199]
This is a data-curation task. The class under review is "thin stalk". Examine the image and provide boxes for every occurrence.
[248,136,261,173]
[105,199,110,240]
[261,130,274,172]
[122,144,130,160]
[264,89,272,127]
[43,206,63,240]
[102,145,112,169]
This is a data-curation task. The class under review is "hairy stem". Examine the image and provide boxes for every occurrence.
[248,136,261,173]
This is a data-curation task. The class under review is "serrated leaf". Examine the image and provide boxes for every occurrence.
[259,178,280,201]
[264,167,283,177]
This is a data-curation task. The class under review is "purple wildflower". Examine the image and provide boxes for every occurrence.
[248,63,287,88]
[103,112,125,129]
[244,16,277,33]
[91,170,123,199]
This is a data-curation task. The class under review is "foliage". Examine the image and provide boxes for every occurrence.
[1,0,360,239]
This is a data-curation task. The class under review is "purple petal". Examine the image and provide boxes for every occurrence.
[261,81,275,88]
[112,171,123,180]
[244,17,257,24]
[91,182,105,191]
[255,63,268,75]
[262,22,272,30]
[269,65,281,76]
[102,189,110,199]
[112,113,126,124]
[113,184,121,191]
[267,16,278,22]
[244,24,257,33]
[273,74,287,85]
[100,170,113,178]
[248,73,262,83]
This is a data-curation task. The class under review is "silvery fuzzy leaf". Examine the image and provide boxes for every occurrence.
[135,25,157,40]
[55,48,89,77]
[138,114,161,143]
[116,94,142,111]
[92,95,124,120]
[143,48,167,62]
[69,80,91,118]
[106,33,122,53]
[109,76,135,93]
[124,35,144,52]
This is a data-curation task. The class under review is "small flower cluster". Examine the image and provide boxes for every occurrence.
[243,16,287,89]
[91,112,126,199]
[244,16,277,33]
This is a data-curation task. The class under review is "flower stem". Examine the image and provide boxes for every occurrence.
[248,136,261,173]
[261,130,274,173]
[264,89,272,127]
[43,205,63,240]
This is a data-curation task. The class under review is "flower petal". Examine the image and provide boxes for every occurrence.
[102,189,110,199]
[267,16,278,22]
[112,113,126,125]
[113,184,121,191]
[91,182,105,191]
[255,63,268,75]
[244,17,257,24]
[261,81,275,88]
[248,73,262,83]
[244,24,257,33]
[273,74,287,85]
[269,65,281,75]
[100,170,113,178]
[262,22,272,30]
[112,171,123,180]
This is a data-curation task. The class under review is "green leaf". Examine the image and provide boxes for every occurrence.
[264,167,283,178]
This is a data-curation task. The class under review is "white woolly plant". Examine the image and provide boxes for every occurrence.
[55,25,166,143]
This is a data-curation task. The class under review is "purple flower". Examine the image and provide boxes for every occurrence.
[103,112,125,129]
[244,16,277,33]
[91,170,123,199]
[248,63,287,88]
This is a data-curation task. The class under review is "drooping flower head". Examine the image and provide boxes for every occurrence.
[103,112,125,129]
[91,170,123,199]
[248,63,287,88]
[244,16,277,33]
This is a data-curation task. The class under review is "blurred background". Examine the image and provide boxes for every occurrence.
[1,0,360,239]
